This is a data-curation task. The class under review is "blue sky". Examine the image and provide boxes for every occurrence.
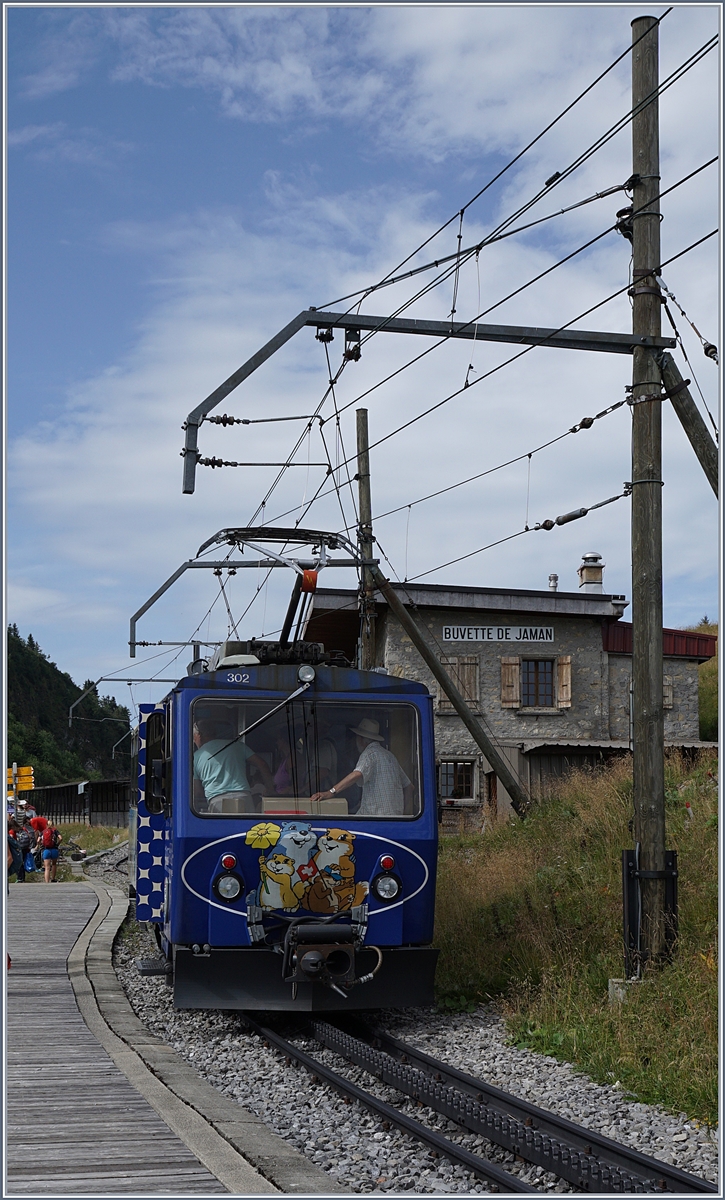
[6,4,720,708]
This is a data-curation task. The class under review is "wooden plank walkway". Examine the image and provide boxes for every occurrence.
[6,883,228,1195]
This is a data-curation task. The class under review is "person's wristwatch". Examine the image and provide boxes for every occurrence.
[329,786,336,795]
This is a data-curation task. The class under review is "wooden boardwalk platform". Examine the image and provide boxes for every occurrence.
[6,883,228,1195]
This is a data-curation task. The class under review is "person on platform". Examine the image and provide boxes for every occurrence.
[7,815,24,887]
[311,718,413,816]
[193,718,274,813]
[40,823,62,883]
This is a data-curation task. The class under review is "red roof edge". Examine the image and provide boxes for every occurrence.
[603,621,717,659]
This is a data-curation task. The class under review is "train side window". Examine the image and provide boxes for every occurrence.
[145,711,166,814]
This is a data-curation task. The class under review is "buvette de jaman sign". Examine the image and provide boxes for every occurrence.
[442,626,554,642]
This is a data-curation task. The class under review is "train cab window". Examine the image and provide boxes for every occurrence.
[191,698,422,819]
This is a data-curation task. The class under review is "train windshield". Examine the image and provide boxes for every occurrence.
[190,698,422,819]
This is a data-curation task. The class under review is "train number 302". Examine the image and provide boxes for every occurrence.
[227,672,251,683]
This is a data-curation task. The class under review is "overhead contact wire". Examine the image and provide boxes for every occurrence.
[327,158,717,423]
[409,486,631,581]
[262,226,717,534]
[319,9,674,310]
[323,15,708,326]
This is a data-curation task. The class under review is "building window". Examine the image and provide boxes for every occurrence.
[500,655,571,708]
[439,656,479,712]
[663,675,674,709]
[438,761,474,800]
[521,659,554,706]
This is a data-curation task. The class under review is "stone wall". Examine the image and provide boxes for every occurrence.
[379,607,703,823]
[608,655,701,742]
[380,606,612,742]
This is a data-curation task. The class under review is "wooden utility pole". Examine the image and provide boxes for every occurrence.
[354,410,529,812]
[356,409,377,669]
[630,15,666,965]
[368,565,530,816]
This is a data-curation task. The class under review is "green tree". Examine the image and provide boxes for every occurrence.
[6,625,131,786]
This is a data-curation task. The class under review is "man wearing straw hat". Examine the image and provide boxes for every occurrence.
[311,718,413,816]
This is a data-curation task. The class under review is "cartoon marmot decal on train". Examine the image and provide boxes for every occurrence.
[248,820,369,914]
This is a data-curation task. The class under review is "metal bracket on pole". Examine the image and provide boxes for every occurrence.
[622,848,678,977]
[180,309,676,494]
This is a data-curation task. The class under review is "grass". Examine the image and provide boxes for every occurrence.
[433,752,718,1125]
[9,824,128,884]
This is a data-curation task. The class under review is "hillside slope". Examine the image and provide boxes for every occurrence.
[7,625,131,786]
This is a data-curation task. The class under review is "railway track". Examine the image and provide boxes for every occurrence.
[244,1015,717,1195]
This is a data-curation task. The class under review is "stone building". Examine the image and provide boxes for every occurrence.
[306,553,716,830]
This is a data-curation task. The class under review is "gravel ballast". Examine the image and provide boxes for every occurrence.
[99,856,718,1194]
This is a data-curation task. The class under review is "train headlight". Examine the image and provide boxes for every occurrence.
[371,873,401,903]
[298,664,316,684]
[215,873,242,901]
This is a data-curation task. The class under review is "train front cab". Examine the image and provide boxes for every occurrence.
[134,665,439,1011]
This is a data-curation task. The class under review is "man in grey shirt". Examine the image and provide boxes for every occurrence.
[311,718,413,816]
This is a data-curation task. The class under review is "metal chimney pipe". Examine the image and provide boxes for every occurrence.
[578,552,604,593]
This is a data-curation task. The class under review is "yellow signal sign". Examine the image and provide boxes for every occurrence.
[8,766,35,791]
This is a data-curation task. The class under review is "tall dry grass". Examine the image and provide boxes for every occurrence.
[434,751,718,1123]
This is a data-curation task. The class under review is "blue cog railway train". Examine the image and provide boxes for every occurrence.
[130,653,439,1011]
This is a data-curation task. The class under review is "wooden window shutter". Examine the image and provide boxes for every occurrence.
[557,655,572,708]
[500,657,520,707]
[439,656,478,711]
[458,656,479,705]
[663,675,674,709]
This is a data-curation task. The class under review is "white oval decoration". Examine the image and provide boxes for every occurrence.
[180,828,431,919]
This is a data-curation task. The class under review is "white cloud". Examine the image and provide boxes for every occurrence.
[8,122,65,146]
[18,7,719,162]
[19,10,106,99]
[9,179,717,676]
[8,119,133,166]
[9,6,719,695]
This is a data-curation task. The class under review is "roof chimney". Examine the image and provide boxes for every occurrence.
[548,573,559,592]
[578,551,604,593]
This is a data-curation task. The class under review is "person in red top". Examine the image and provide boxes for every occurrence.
[41,823,62,883]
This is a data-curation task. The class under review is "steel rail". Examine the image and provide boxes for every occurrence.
[313,1021,716,1195]
[242,1015,538,1194]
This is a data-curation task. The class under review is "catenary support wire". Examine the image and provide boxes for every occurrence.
[318,10,674,310]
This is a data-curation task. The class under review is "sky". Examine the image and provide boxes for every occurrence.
[5,3,721,711]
